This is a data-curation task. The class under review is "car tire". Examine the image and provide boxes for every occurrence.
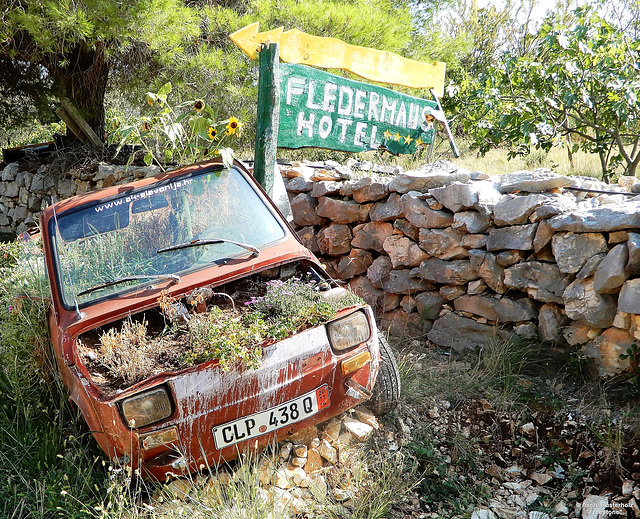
[368,333,401,416]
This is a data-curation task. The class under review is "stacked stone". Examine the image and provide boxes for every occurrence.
[286,161,640,377]
[0,161,162,237]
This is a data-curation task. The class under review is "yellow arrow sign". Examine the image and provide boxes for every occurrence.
[230,22,446,97]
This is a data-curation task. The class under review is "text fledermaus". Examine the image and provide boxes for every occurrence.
[278,64,438,154]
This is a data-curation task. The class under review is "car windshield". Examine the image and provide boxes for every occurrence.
[51,165,286,307]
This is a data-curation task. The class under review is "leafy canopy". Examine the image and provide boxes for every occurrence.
[449,4,640,178]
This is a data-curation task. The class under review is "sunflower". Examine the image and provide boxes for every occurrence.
[193,99,205,113]
[207,127,217,140]
[141,122,151,133]
[226,117,241,135]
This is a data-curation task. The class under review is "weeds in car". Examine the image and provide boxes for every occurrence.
[99,318,155,385]
[91,277,365,382]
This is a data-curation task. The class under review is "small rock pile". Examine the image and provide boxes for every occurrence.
[160,405,379,515]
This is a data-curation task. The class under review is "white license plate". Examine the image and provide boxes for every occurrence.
[212,385,330,449]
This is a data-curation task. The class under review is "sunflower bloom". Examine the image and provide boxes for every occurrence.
[141,122,151,132]
[193,99,205,113]
[226,117,241,135]
[207,127,217,140]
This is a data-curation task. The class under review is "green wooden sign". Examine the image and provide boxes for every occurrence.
[278,63,439,155]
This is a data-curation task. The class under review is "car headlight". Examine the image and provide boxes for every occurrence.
[121,387,173,428]
[327,311,371,351]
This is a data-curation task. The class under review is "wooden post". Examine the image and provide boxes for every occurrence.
[59,98,104,148]
[254,43,281,196]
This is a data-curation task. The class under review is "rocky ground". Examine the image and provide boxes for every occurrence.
[382,338,640,519]
[155,336,640,519]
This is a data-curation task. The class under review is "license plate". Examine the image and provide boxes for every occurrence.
[212,385,330,449]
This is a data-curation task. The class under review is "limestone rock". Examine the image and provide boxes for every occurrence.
[461,234,488,250]
[563,321,596,346]
[401,193,454,229]
[383,234,430,268]
[415,291,445,320]
[348,276,384,311]
[389,160,470,193]
[504,262,568,304]
[427,312,511,351]
[351,221,393,252]
[316,224,352,256]
[563,278,617,328]
[452,210,491,234]
[393,218,419,241]
[369,192,404,221]
[551,232,608,274]
[285,176,314,193]
[593,243,629,293]
[367,255,393,289]
[378,307,432,336]
[626,232,640,276]
[335,249,373,279]
[549,201,640,232]
[291,193,328,227]
[304,447,323,473]
[538,304,567,343]
[429,181,479,212]
[585,328,633,376]
[419,228,468,260]
[1,163,19,182]
[311,181,342,198]
[486,224,538,251]
[493,193,549,226]
[316,197,370,224]
[343,177,389,203]
[576,253,605,279]
[419,258,479,285]
[453,294,537,323]
[342,416,374,440]
[499,169,576,194]
[472,180,504,216]
[382,269,433,295]
[440,285,467,300]
[617,279,640,314]
[318,439,338,464]
[297,226,320,253]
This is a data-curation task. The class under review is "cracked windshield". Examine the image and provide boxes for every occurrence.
[53,166,285,306]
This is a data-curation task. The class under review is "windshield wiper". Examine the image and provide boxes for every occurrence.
[156,238,260,258]
[77,274,181,297]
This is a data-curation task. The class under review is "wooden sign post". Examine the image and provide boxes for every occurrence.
[230,24,458,195]
[254,43,280,196]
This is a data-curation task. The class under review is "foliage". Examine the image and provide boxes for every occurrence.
[99,318,154,385]
[449,4,640,179]
[108,82,242,169]
[183,277,363,370]
[0,238,111,517]
[1,0,200,139]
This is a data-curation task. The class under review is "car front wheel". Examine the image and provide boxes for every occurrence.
[368,333,401,416]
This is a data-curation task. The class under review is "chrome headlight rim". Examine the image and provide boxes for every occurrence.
[120,385,174,429]
[327,310,371,352]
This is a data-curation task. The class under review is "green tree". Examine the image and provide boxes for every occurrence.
[0,0,199,141]
[451,4,640,179]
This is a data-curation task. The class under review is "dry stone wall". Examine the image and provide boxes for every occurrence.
[284,159,640,378]
[0,161,162,238]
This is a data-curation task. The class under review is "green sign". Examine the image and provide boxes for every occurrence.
[278,64,439,155]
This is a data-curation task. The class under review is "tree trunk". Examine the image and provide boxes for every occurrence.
[50,42,109,143]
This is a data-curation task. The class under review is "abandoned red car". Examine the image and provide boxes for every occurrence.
[40,158,399,480]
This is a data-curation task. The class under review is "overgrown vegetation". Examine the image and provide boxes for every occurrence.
[95,277,364,384]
